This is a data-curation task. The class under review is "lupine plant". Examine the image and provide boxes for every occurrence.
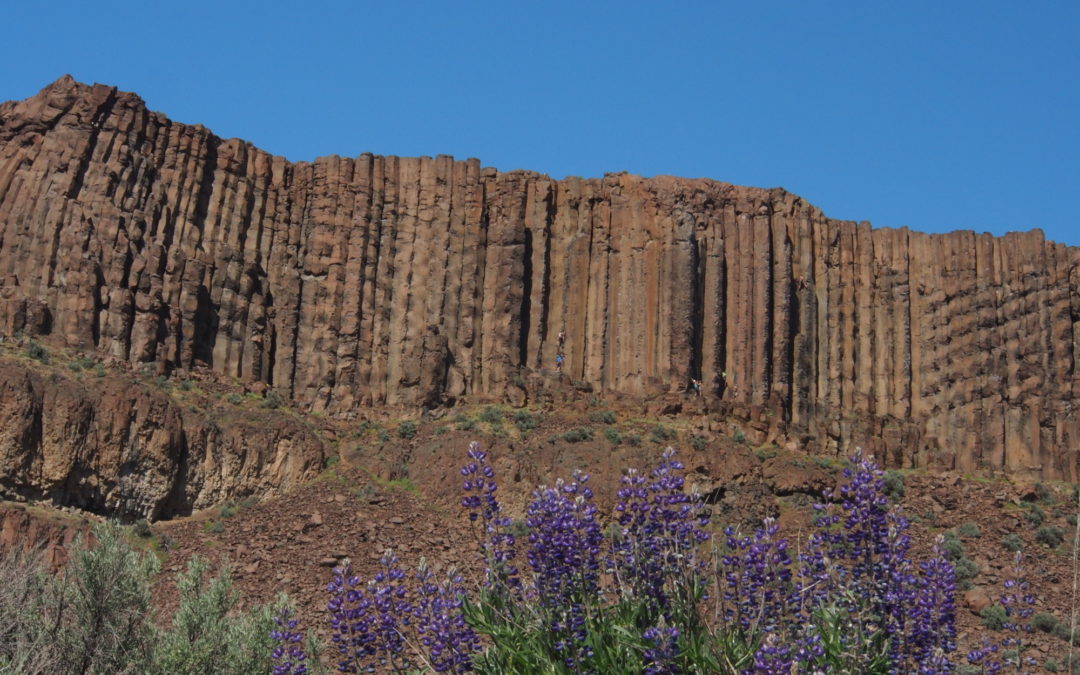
[326,552,480,673]
[271,604,310,674]
[714,451,955,673]
[464,447,713,674]
[281,444,970,673]
[412,560,481,672]
[966,552,1038,673]
[461,445,960,673]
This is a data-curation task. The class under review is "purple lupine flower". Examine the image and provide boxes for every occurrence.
[751,631,797,674]
[460,441,520,591]
[797,450,956,672]
[642,624,680,675]
[524,471,604,670]
[609,448,710,619]
[720,517,794,635]
[366,551,413,671]
[412,560,480,673]
[907,535,957,670]
[966,636,1004,674]
[270,605,309,675]
[995,552,1038,672]
[327,561,377,672]
[326,553,413,673]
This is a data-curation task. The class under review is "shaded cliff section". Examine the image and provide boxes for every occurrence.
[1,77,1077,480]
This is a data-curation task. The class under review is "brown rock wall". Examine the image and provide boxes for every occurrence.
[0,362,325,519]
[1,77,1077,479]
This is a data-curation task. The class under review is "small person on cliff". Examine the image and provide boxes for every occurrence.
[557,328,566,348]
[555,353,564,374]
[690,378,702,396]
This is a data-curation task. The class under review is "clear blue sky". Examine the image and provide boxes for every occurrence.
[3,1,1077,245]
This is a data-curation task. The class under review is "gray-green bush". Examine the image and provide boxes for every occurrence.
[883,470,905,501]
[980,604,1008,630]
[1035,524,1065,548]
[587,410,616,425]
[0,523,291,675]
[149,557,282,674]
[398,420,418,439]
[562,427,593,443]
[956,522,980,539]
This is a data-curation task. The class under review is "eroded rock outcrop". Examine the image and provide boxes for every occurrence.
[1,77,1077,480]
[0,361,326,519]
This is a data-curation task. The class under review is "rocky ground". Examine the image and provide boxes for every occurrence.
[6,400,1078,672]
[0,341,1077,671]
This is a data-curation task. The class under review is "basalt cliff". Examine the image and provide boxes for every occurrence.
[0,77,1076,519]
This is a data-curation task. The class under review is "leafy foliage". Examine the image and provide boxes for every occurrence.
[150,556,279,674]
[309,445,959,674]
[0,523,286,675]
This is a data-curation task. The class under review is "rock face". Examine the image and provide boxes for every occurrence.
[0,361,326,519]
[1,77,1077,480]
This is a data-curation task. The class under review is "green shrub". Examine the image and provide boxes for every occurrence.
[324,454,339,468]
[149,556,281,674]
[514,410,538,432]
[455,414,476,431]
[953,557,978,589]
[941,531,965,561]
[562,427,593,443]
[603,427,621,445]
[1068,513,1077,526]
[1035,524,1065,548]
[1034,482,1053,505]
[0,523,160,673]
[225,393,243,405]
[204,521,224,534]
[94,363,106,377]
[690,435,707,452]
[132,518,152,538]
[154,375,170,389]
[398,420,418,439]
[651,425,676,444]
[1001,533,1023,552]
[980,604,1008,630]
[260,391,283,409]
[957,522,981,539]
[732,428,746,444]
[624,433,642,447]
[588,410,616,425]
[479,406,503,424]
[378,429,390,443]
[1053,622,1080,646]
[1044,657,1059,672]
[219,504,236,519]
[1031,612,1059,633]
[1024,504,1045,527]
[883,470,905,501]
[24,341,48,363]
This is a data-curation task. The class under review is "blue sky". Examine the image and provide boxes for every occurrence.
[3,1,1077,245]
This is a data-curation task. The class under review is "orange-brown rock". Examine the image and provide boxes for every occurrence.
[1,77,1077,481]
[0,503,91,567]
[0,360,326,519]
